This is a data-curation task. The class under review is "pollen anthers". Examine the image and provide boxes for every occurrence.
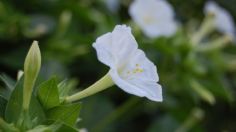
[127,63,144,75]
[143,15,155,24]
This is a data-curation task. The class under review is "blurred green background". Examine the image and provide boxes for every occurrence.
[1,0,236,131]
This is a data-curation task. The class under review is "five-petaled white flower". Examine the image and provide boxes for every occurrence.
[204,1,236,37]
[129,0,178,38]
[93,25,163,102]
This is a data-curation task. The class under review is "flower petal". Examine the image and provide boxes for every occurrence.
[109,69,162,102]
[128,79,163,102]
[204,1,235,36]
[143,21,178,38]
[111,25,138,66]
[129,0,177,38]
[92,32,115,67]
[120,49,159,82]
[93,25,138,68]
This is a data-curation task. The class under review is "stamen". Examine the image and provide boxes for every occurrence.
[125,64,144,77]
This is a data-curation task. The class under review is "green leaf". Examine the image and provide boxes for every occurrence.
[26,123,78,132]
[47,103,81,126]
[26,125,52,132]
[4,76,45,127]
[0,74,15,90]
[0,95,7,118]
[0,74,15,99]
[29,96,46,126]
[50,122,78,132]
[0,86,11,100]
[5,77,24,123]
[37,77,60,109]
[12,96,46,130]
[58,79,77,97]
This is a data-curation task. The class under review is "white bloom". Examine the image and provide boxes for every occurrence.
[129,0,178,38]
[93,25,162,102]
[204,1,236,37]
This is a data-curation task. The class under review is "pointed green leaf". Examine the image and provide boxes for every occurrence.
[50,122,78,132]
[47,103,81,126]
[37,77,60,109]
[58,79,77,97]
[26,123,78,132]
[0,86,11,100]
[4,76,44,125]
[0,74,15,90]
[29,96,46,126]
[0,95,7,118]
[54,124,78,132]
[0,74,15,99]
[26,125,53,132]
[5,77,24,123]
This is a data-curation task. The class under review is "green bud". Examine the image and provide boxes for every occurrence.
[23,41,41,110]
[17,70,24,81]
[189,79,215,105]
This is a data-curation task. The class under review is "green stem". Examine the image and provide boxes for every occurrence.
[196,35,232,52]
[191,13,215,45]
[65,72,114,102]
[0,118,19,132]
[189,78,215,105]
[175,108,204,132]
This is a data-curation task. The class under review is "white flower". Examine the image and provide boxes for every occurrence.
[93,25,162,102]
[204,1,235,37]
[129,0,178,38]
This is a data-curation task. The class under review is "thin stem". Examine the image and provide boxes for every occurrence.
[191,13,215,45]
[175,108,204,132]
[189,78,215,105]
[65,72,114,103]
[196,35,232,52]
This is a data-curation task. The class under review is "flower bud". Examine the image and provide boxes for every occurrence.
[23,40,41,110]
[17,70,24,81]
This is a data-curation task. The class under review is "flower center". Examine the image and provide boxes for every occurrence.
[143,15,155,25]
[124,63,144,79]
